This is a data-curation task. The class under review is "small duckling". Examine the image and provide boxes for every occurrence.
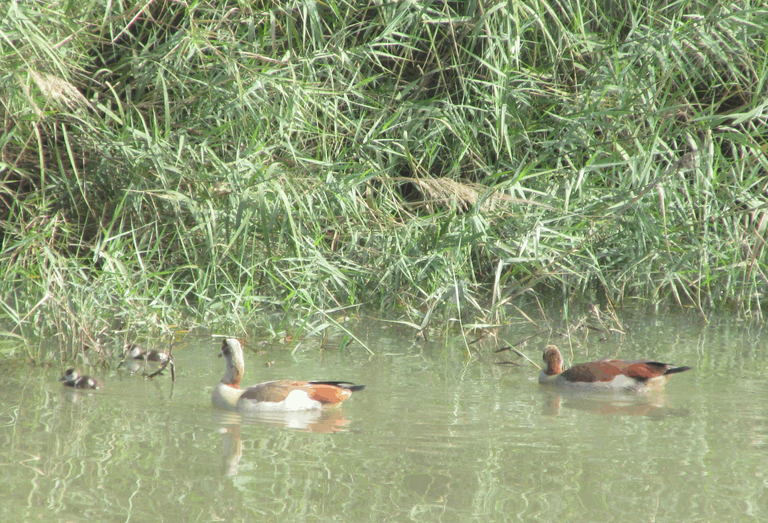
[60,368,103,389]
[120,343,176,381]
[123,343,172,364]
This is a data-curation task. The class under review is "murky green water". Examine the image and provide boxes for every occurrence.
[2,309,767,522]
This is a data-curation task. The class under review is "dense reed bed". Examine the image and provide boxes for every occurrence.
[1,0,767,355]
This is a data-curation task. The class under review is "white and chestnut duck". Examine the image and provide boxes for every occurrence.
[60,368,103,389]
[212,338,365,412]
[538,345,691,392]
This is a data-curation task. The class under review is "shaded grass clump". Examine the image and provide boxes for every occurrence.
[1,0,767,353]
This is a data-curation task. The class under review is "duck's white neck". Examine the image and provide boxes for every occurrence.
[212,339,248,410]
[220,344,244,388]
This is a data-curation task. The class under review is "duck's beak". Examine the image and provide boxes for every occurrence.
[59,376,66,381]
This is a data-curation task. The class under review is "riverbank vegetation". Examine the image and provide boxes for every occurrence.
[1,0,767,356]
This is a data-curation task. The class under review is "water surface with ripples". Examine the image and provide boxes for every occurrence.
[2,309,767,522]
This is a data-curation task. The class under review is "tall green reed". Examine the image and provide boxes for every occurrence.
[0,0,766,356]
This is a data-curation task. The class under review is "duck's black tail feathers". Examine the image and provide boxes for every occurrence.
[664,365,692,375]
[310,381,366,392]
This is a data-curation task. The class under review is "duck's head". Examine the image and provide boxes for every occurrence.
[124,344,146,360]
[218,338,246,387]
[59,368,80,383]
[542,345,564,375]
[219,338,245,358]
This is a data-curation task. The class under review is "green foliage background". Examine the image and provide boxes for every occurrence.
[1,0,767,351]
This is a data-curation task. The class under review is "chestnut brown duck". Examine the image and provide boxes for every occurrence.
[538,345,691,392]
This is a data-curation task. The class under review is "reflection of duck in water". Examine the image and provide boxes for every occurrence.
[539,345,691,392]
[212,338,365,412]
[60,368,103,389]
[217,420,243,477]
[539,387,690,417]
[247,408,353,432]
[215,408,354,476]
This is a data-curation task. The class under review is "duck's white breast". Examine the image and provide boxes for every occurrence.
[212,383,245,411]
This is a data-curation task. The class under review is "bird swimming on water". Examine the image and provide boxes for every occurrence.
[212,338,365,412]
[122,343,173,364]
[60,368,103,389]
[538,345,691,392]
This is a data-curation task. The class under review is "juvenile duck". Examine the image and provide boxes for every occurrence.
[538,345,691,392]
[212,338,365,412]
[60,368,103,389]
[122,343,173,364]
